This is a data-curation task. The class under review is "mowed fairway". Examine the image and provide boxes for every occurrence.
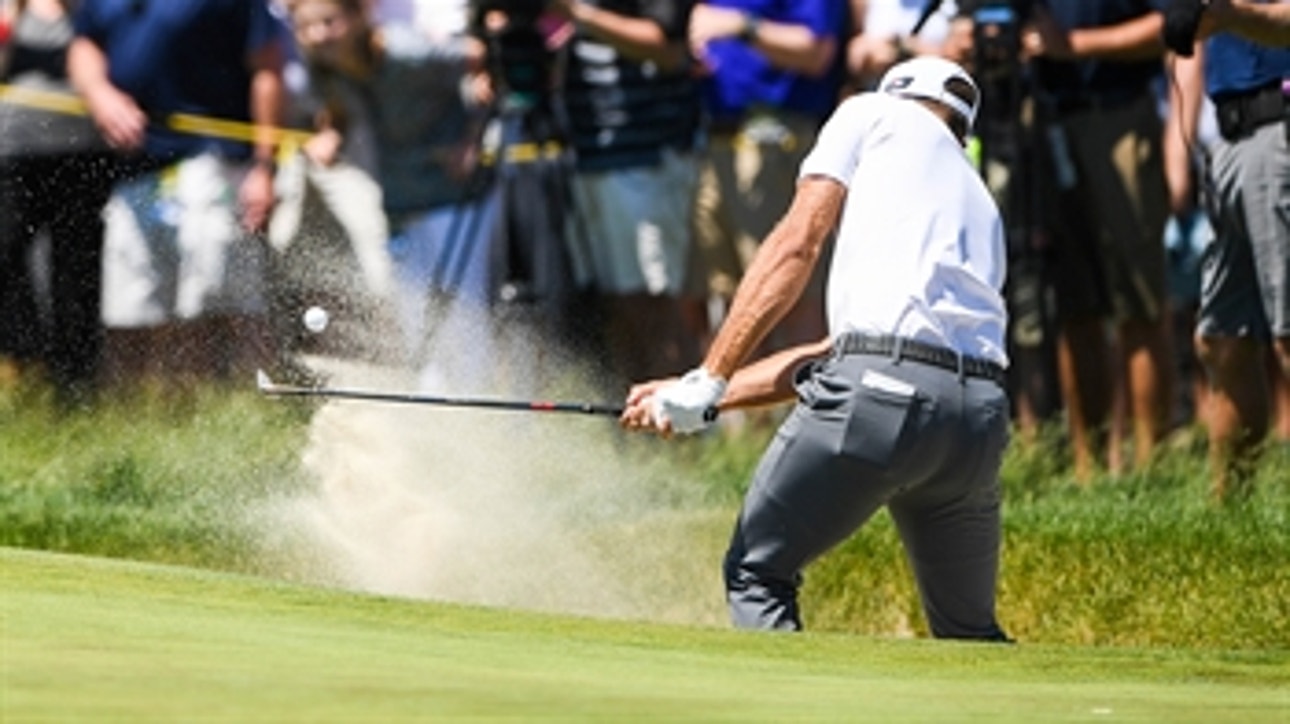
[3,548,1286,722]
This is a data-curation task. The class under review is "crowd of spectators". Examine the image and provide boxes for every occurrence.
[0,0,1286,493]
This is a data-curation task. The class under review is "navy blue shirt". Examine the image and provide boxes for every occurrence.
[73,0,284,160]
[1032,0,1169,102]
[1205,34,1290,100]
[563,0,701,171]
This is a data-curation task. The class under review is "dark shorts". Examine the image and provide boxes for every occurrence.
[1037,94,1170,324]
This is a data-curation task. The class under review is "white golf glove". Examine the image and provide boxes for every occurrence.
[653,367,726,435]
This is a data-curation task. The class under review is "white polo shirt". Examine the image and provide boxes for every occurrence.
[800,92,1008,366]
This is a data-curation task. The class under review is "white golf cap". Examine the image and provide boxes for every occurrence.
[878,56,980,128]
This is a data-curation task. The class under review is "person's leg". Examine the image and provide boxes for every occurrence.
[887,376,1011,641]
[0,157,45,377]
[1066,97,1173,474]
[1057,317,1113,481]
[1120,316,1173,469]
[1200,121,1289,493]
[46,152,117,401]
[1196,334,1270,496]
[724,355,919,631]
[1272,338,1290,442]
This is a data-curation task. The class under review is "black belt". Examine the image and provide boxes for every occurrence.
[833,334,1007,386]
[1215,83,1286,142]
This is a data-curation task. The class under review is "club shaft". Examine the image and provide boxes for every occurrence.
[260,379,623,417]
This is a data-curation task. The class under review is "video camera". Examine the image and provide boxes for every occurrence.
[959,0,1034,124]
[469,0,560,108]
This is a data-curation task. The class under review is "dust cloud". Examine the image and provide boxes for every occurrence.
[255,352,730,627]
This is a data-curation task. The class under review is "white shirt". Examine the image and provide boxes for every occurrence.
[799,92,1008,366]
[864,0,960,46]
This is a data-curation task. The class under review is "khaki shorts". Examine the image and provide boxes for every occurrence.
[565,147,697,296]
[101,154,268,328]
[691,110,819,299]
[1038,94,1169,324]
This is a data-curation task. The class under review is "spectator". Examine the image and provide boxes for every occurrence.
[269,1,397,364]
[1020,1,1175,480]
[1177,18,1290,496]
[68,0,287,389]
[688,0,849,357]
[0,0,115,404]
[1159,49,1216,431]
[550,0,703,387]
[285,0,494,386]
[848,0,962,91]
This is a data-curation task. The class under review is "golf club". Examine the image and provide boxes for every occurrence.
[256,369,627,417]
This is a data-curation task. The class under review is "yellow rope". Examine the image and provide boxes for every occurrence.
[0,83,313,152]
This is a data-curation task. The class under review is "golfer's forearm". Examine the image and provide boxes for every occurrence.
[721,339,832,410]
[703,226,816,379]
[703,182,838,380]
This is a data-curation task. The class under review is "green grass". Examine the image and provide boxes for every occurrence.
[2,382,1288,652]
[4,547,1288,722]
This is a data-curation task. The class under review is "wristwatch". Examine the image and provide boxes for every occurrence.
[738,12,760,43]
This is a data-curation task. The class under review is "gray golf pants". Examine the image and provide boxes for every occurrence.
[723,349,1010,640]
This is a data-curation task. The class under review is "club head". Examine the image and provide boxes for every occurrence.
[255,369,274,393]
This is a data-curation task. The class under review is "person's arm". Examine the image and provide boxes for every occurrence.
[702,177,843,379]
[690,3,838,77]
[1162,45,1205,216]
[239,38,286,233]
[1202,0,1290,46]
[618,177,842,435]
[620,338,832,432]
[547,0,688,71]
[1024,5,1166,61]
[67,36,147,149]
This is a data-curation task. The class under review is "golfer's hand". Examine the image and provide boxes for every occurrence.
[653,367,726,436]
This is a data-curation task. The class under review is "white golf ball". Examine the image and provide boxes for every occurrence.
[303,306,329,333]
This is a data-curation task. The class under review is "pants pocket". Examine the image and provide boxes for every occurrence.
[839,382,918,467]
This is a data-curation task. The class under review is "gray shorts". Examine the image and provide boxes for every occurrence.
[723,347,1011,639]
[1197,120,1290,340]
[565,148,697,296]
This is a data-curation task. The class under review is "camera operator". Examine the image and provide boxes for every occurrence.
[1166,0,1290,497]
[1017,0,1176,481]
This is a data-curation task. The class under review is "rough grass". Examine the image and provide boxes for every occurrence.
[1,381,1287,651]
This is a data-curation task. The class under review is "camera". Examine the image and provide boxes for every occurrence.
[470,0,559,106]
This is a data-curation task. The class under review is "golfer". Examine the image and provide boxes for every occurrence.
[622,56,1011,640]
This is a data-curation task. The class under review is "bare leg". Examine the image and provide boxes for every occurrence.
[1121,317,1173,471]
[1058,318,1113,482]
[1196,334,1271,500]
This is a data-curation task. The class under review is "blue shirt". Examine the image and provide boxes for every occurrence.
[698,0,847,123]
[73,0,284,160]
[1032,0,1169,102]
[1205,34,1290,100]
